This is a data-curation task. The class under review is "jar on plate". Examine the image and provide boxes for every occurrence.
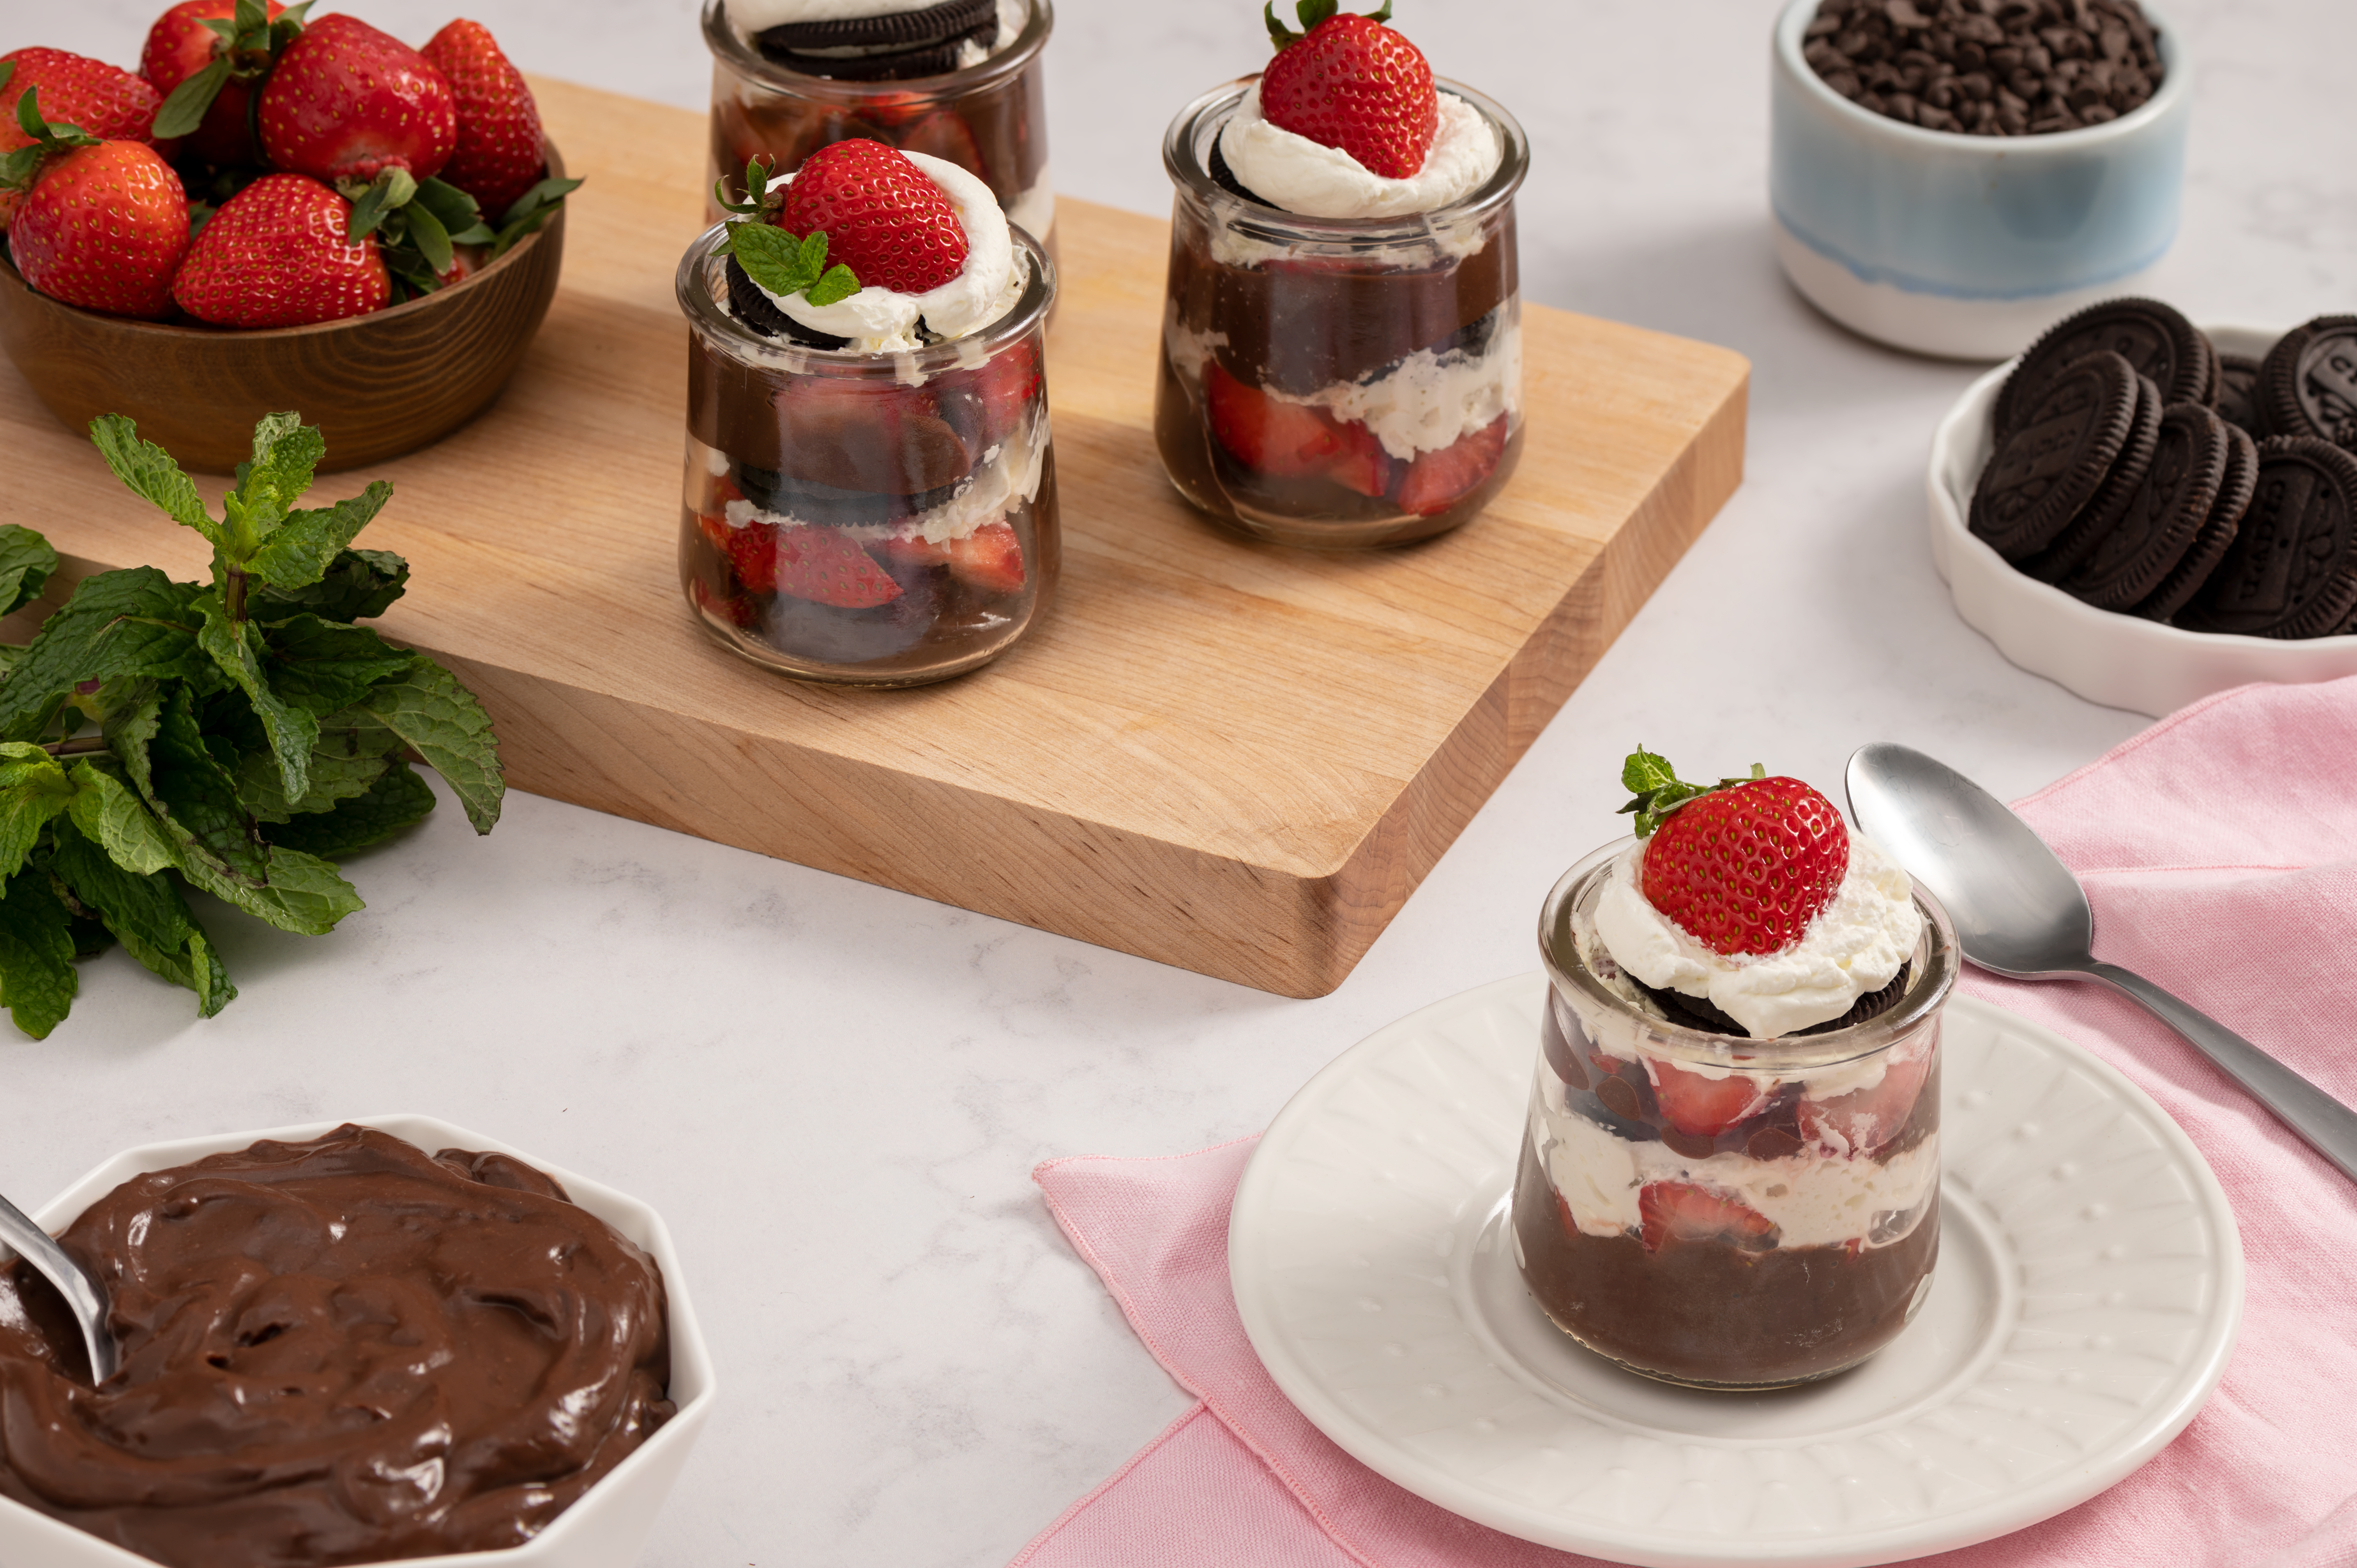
[1512,839,1959,1389]
[1154,78,1528,549]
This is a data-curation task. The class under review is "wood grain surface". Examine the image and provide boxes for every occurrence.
[0,147,567,475]
[0,79,1748,998]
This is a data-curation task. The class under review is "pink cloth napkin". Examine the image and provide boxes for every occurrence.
[1016,676,2357,1568]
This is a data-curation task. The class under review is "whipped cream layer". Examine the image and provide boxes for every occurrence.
[1274,316,1520,459]
[1593,830,1924,1040]
[1218,82,1501,220]
[732,0,1026,67]
[1530,1084,1937,1251]
[756,152,1025,353]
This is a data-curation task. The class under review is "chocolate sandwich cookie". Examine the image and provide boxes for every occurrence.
[2214,351,2267,438]
[2178,436,2357,639]
[2135,420,2257,622]
[2257,315,2357,452]
[1994,297,2215,440]
[2055,402,2230,609]
[1627,965,1912,1039]
[755,0,1001,81]
[1970,350,2143,562]
[2025,371,2163,582]
[726,255,854,349]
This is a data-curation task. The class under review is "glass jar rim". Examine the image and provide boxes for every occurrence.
[1537,837,1961,1069]
[675,219,1055,377]
[1162,75,1530,242]
[703,0,1053,99]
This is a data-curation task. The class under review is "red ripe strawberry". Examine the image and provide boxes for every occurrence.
[259,15,456,185]
[1636,769,1850,958]
[421,19,546,217]
[869,535,951,569]
[1326,418,1394,499]
[733,524,903,609]
[1637,1181,1779,1254]
[0,49,161,228]
[9,142,187,319]
[1800,1050,1932,1156]
[1205,362,1340,477]
[172,172,389,327]
[1398,415,1508,515]
[782,138,967,295]
[140,1,284,167]
[1260,10,1438,180]
[945,521,1025,594]
[1647,1061,1772,1139]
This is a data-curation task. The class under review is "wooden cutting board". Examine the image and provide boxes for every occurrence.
[0,79,1747,999]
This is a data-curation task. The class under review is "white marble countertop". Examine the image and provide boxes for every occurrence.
[16,0,2355,1563]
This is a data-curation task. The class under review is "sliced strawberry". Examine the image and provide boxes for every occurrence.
[1398,416,1509,516]
[736,526,904,609]
[1799,1049,1931,1157]
[1205,362,1339,478]
[945,521,1025,594]
[1638,1182,1779,1253]
[1325,417,1394,499]
[869,535,951,573]
[1647,1061,1771,1140]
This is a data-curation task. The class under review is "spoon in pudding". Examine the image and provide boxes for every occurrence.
[0,1190,116,1382]
[1846,742,2357,1187]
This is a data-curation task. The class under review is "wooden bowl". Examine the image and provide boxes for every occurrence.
[0,143,568,473]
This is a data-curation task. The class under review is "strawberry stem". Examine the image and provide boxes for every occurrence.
[1264,0,1393,48]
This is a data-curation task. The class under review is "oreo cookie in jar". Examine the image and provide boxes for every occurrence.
[703,0,1055,260]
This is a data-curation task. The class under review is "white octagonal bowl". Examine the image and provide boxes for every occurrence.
[0,1114,716,1568]
[1928,321,2357,716]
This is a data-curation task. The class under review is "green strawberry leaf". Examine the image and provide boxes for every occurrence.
[0,742,76,880]
[0,868,78,1039]
[403,198,455,282]
[152,56,231,140]
[253,548,409,622]
[411,176,484,237]
[353,658,502,833]
[196,593,318,802]
[267,759,434,857]
[65,760,180,876]
[88,415,220,549]
[489,177,582,260]
[244,482,392,593]
[1265,0,1388,45]
[0,569,211,743]
[0,523,59,618]
[232,0,270,35]
[343,166,419,244]
[45,820,233,1017]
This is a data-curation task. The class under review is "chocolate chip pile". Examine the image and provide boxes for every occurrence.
[1803,0,2164,136]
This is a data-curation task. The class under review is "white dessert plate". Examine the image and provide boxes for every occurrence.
[1926,321,2357,717]
[1230,975,2242,1568]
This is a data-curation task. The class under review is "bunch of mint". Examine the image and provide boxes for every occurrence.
[0,411,503,1040]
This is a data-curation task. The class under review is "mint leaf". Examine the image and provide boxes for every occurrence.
[0,742,74,879]
[235,414,323,536]
[65,760,179,876]
[806,263,861,307]
[1620,746,1679,796]
[260,615,417,716]
[46,821,233,1017]
[354,658,502,833]
[196,593,318,801]
[245,482,391,593]
[726,220,821,299]
[191,843,362,937]
[111,682,268,889]
[0,523,58,618]
[253,548,408,622]
[0,569,211,742]
[268,759,434,857]
[88,416,220,550]
[237,732,394,823]
[0,869,77,1038]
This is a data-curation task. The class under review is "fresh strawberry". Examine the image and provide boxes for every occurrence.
[1800,1050,1931,1156]
[1260,3,1438,180]
[732,524,903,609]
[965,339,1042,445]
[7,141,187,319]
[870,534,952,569]
[781,138,966,295]
[1326,418,1394,498]
[171,172,389,327]
[1397,415,1508,515]
[945,521,1025,594]
[0,51,161,228]
[258,14,456,185]
[1625,753,1850,958]
[140,1,285,168]
[1638,1181,1779,1254]
[689,577,758,629]
[1205,362,1340,477]
[420,19,546,217]
[1647,1061,1772,1139]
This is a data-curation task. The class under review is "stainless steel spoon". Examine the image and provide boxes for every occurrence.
[0,1190,116,1383]
[1846,742,2357,1186]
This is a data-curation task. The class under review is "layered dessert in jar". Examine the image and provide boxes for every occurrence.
[1512,750,1957,1389]
[1155,2,1528,548]
[679,137,1058,685]
[0,1125,672,1567]
[704,0,1054,252]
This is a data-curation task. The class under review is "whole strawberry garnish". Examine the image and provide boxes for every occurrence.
[1260,1,1437,180]
[4,114,187,320]
[259,14,456,185]
[0,51,160,228]
[1619,748,1851,957]
[421,19,546,217]
[172,171,388,327]
[782,139,967,295]
[141,0,289,168]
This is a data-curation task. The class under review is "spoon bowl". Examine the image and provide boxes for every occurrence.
[0,1192,115,1383]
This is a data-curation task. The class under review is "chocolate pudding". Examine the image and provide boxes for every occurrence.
[0,1126,671,1567]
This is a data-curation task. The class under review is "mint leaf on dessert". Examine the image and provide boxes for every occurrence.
[267,761,435,858]
[0,869,78,1039]
[354,659,503,833]
[0,524,58,618]
[806,263,860,307]
[45,821,233,1016]
[725,220,821,299]
[1617,749,1778,837]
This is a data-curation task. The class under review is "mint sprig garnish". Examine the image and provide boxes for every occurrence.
[1265,0,1392,47]
[0,411,505,1039]
[710,154,861,308]
[1617,748,1765,839]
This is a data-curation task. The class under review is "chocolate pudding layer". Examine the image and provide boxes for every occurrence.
[0,1127,672,1568]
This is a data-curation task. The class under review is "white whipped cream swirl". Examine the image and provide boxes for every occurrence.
[1217,81,1501,220]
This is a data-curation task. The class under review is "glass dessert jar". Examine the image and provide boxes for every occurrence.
[1513,840,1959,1390]
[702,0,1055,249]
[676,222,1060,686]
[1154,79,1528,549]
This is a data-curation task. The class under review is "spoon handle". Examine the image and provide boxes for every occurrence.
[0,1192,116,1384]
[2085,961,2357,1186]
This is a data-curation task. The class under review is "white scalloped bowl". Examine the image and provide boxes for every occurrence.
[1928,321,2357,715]
[0,1115,716,1568]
